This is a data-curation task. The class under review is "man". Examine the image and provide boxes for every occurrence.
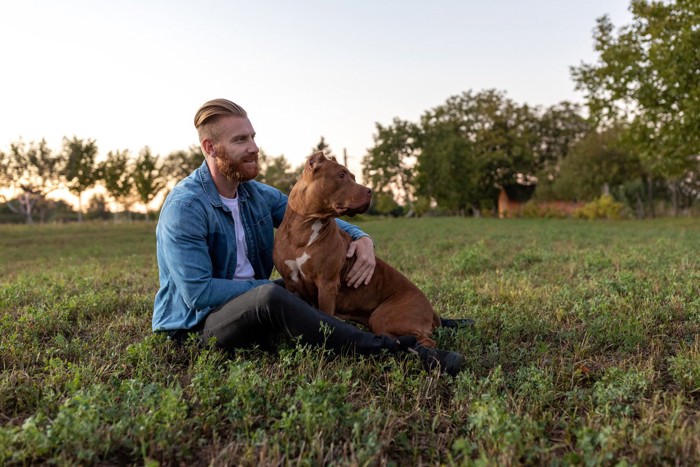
[153,98,462,374]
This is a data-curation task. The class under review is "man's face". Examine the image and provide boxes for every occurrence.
[212,115,260,182]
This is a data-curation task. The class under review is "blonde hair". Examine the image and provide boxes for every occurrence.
[194,98,248,143]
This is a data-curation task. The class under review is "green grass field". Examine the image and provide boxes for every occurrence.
[1,218,699,465]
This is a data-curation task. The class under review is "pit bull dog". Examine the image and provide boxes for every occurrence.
[273,152,464,375]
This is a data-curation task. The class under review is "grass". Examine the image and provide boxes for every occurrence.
[0,217,699,465]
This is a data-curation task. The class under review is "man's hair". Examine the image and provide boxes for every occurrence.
[194,98,247,143]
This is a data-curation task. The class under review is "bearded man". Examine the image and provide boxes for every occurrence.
[153,98,421,357]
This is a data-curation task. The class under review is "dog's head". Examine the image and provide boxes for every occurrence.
[290,151,372,218]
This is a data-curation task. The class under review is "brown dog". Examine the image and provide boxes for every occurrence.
[273,152,441,347]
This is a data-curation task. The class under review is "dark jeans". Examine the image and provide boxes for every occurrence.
[184,282,398,355]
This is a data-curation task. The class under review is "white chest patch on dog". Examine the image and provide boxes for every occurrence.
[306,220,324,246]
[284,252,311,283]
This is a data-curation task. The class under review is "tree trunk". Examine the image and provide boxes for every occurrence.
[670,180,679,217]
[77,192,84,222]
[21,193,34,224]
[646,176,656,219]
[635,192,645,219]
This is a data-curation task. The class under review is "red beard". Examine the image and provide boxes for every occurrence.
[215,145,259,182]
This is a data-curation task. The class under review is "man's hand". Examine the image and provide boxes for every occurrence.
[345,236,376,288]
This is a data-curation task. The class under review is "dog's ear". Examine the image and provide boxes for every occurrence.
[306,151,327,172]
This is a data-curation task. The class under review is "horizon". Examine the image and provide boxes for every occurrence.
[1,1,634,209]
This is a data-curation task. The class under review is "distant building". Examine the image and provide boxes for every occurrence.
[498,184,584,218]
[497,184,536,218]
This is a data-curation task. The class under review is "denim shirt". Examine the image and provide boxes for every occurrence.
[153,160,368,332]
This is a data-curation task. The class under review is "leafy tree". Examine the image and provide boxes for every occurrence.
[257,150,300,195]
[369,190,404,217]
[415,89,541,215]
[0,149,9,187]
[312,136,334,158]
[132,147,165,220]
[99,149,135,220]
[1,139,65,223]
[61,136,99,222]
[571,0,700,210]
[547,127,642,203]
[362,118,420,215]
[162,145,203,189]
[416,106,477,215]
[85,193,111,221]
[534,102,592,187]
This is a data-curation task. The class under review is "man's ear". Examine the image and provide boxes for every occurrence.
[202,140,216,157]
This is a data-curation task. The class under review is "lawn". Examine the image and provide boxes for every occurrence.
[1,217,698,465]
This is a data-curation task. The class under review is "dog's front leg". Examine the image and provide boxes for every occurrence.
[316,280,339,317]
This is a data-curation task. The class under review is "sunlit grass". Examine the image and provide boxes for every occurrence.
[1,218,699,464]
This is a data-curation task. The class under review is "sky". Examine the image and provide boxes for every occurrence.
[0,0,634,179]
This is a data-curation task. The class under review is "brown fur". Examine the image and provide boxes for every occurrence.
[273,152,440,347]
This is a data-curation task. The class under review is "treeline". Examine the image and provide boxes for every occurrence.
[362,1,700,218]
[361,90,698,218]
[2,1,698,222]
[0,139,197,224]
[0,137,323,224]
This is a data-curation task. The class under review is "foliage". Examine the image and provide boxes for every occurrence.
[312,136,334,158]
[61,136,99,221]
[161,145,203,189]
[368,190,405,217]
[571,0,700,182]
[1,139,66,224]
[99,149,135,217]
[257,150,301,195]
[362,118,420,213]
[132,147,165,220]
[574,195,625,219]
[1,218,699,464]
[534,101,592,182]
[364,90,592,216]
[538,126,642,202]
[416,89,541,214]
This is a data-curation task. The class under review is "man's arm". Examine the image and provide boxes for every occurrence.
[158,201,270,311]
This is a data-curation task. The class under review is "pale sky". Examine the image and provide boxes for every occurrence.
[1,0,633,178]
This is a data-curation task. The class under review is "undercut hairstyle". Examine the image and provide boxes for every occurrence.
[194,98,248,144]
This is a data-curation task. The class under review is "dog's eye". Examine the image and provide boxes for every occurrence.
[339,172,346,179]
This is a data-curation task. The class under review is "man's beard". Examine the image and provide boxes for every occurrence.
[215,145,259,182]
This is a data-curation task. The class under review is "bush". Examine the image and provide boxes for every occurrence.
[574,195,624,220]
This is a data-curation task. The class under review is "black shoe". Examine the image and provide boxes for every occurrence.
[411,344,464,376]
[440,318,475,328]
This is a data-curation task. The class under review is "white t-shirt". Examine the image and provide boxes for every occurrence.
[219,193,255,280]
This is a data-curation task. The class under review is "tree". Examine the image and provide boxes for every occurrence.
[548,127,642,203]
[161,145,203,189]
[362,118,420,215]
[99,149,135,220]
[257,150,300,195]
[2,139,65,223]
[132,147,165,220]
[571,0,700,213]
[415,89,541,215]
[534,102,592,186]
[312,136,334,158]
[61,136,98,222]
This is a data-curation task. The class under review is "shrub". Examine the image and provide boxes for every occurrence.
[574,195,624,220]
